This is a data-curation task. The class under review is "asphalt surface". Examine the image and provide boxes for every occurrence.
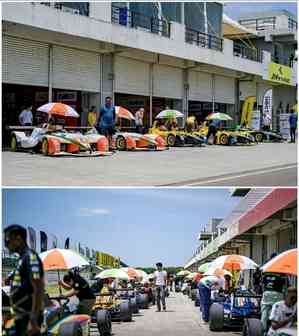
[2,142,297,186]
[90,292,240,336]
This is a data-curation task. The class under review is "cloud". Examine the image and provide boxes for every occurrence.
[78,207,111,217]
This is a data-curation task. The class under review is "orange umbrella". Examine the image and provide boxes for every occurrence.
[261,249,297,276]
[210,255,257,271]
[204,267,232,278]
[121,267,139,279]
[115,106,135,120]
[37,102,79,118]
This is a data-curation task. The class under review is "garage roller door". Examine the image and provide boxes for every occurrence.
[3,35,49,86]
[153,64,183,99]
[189,71,213,101]
[114,56,150,96]
[53,46,100,92]
[215,75,235,104]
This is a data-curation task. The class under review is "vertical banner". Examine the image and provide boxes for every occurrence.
[40,231,48,252]
[51,235,58,248]
[65,238,70,249]
[28,227,36,250]
[262,89,273,122]
[279,114,291,140]
[85,247,90,259]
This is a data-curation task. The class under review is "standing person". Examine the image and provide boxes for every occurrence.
[19,105,33,126]
[97,97,116,149]
[153,262,167,312]
[87,106,97,127]
[289,109,297,143]
[4,224,45,336]
[198,276,220,322]
[206,119,220,145]
[263,113,271,131]
[135,108,144,134]
[59,270,95,315]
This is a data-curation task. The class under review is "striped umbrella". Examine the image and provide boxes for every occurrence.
[135,269,148,279]
[198,262,211,274]
[156,109,184,119]
[206,113,232,121]
[261,249,297,276]
[210,255,257,271]
[115,106,135,120]
[204,267,232,278]
[121,267,140,279]
[37,102,79,118]
[95,268,129,280]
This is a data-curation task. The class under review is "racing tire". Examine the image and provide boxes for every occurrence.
[219,134,229,145]
[10,135,19,152]
[166,134,176,147]
[116,136,127,151]
[96,310,112,336]
[130,297,139,314]
[120,301,132,322]
[138,294,149,309]
[209,303,224,331]
[255,133,264,143]
[243,318,262,336]
[59,321,83,336]
[41,138,49,156]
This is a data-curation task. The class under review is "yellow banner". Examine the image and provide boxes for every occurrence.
[268,62,292,85]
[96,252,120,268]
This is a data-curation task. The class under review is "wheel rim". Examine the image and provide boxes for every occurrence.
[11,136,17,151]
[220,135,228,145]
[256,133,263,142]
[167,135,175,146]
[42,139,48,155]
[117,137,126,150]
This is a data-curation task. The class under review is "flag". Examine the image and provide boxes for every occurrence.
[51,234,58,248]
[65,238,70,249]
[27,227,36,250]
[40,231,48,252]
[92,249,96,259]
[85,247,90,259]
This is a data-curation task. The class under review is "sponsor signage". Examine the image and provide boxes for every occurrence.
[96,252,120,268]
[268,62,292,86]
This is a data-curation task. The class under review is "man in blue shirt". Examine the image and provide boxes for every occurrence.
[289,109,297,143]
[207,119,220,145]
[97,97,116,149]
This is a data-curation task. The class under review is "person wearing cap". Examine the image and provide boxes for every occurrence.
[4,224,45,336]
[153,262,167,312]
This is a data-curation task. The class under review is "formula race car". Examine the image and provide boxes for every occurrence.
[10,126,111,157]
[149,121,206,147]
[113,131,168,151]
[209,289,262,332]
[240,128,285,143]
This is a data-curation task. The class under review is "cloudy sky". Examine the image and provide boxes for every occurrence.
[3,188,241,267]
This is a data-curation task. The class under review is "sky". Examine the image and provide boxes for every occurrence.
[224,2,297,20]
[2,188,241,267]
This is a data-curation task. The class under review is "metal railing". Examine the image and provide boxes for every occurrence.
[40,2,89,16]
[185,27,223,52]
[239,17,276,31]
[288,17,298,31]
[233,42,263,63]
[111,5,171,38]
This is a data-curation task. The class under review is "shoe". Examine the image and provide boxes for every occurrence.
[156,309,161,312]
[163,306,166,311]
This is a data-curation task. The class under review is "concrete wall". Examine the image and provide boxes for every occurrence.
[89,2,112,22]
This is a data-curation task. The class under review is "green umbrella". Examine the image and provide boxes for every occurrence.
[198,262,211,273]
[177,270,190,277]
[95,268,129,280]
[206,113,232,121]
[156,109,184,119]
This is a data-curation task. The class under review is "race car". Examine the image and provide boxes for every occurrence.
[239,128,285,143]
[10,126,111,157]
[149,121,206,147]
[113,131,168,151]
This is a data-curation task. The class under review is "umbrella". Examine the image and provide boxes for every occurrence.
[185,272,198,280]
[135,269,148,279]
[206,113,232,121]
[37,102,79,118]
[96,269,129,281]
[156,110,184,119]
[115,106,135,120]
[198,262,211,273]
[261,249,297,276]
[177,270,190,277]
[121,267,140,279]
[210,255,257,271]
[204,267,232,278]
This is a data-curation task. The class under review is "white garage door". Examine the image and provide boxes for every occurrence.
[215,75,235,104]
[153,64,183,99]
[53,46,100,92]
[189,71,213,101]
[240,81,256,101]
[114,56,150,96]
[3,35,49,86]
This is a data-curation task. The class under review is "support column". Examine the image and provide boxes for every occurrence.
[212,74,215,113]
[183,68,189,119]
[235,78,240,123]
[149,63,154,127]
[48,45,53,102]
[181,2,185,25]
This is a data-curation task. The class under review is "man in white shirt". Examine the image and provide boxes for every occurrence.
[19,105,33,126]
[153,262,167,312]
[268,287,297,336]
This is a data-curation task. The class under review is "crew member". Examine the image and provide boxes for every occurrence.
[97,97,116,149]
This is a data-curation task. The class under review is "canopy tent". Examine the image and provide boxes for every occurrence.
[222,14,257,40]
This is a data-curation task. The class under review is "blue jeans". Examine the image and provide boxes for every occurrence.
[199,283,211,322]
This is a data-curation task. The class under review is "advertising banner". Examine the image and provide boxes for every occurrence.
[28,227,36,250]
[96,252,120,268]
[250,110,261,130]
[65,238,70,249]
[279,113,291,140]
[268,63,292,86]
[40,231,48,252]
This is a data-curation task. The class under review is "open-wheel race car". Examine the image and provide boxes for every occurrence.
[10,126,111,157]
[209,289,262,332]
[240,128,285,143]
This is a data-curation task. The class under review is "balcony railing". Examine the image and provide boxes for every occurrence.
[233,42,263,63]
[288,17,298,31]
[111,5,171,38]
[239,17,276,31]
[40,2,89,16]
[185,27,223,52]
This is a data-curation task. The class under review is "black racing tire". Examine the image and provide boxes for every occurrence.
[219,134,229,145]
[255,132,264,143]
[41,138,49,156]
[166,134,176,147]
[59,321,83,336]
[209,303,224,331]
[10,134,19,152]
[116,136,127,151]
[130,297,139,314]
[96,310,112,336]
[120,301,132,322]
[138,293,149,309]
[243,318,262,336]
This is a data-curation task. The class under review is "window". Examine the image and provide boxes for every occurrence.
[184,2,205,32]
[161,2,181,23]
[206,3,223,37]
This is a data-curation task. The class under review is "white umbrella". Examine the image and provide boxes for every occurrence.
[37,102,79,118]
[95,268,129,281]
[209,255,258,271]
[156,110,184,119]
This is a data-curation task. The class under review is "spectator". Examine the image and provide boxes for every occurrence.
[135,108,144,134]
[268,287,297,336]
[97,97,116,149]
[263,113,272,131]
[19,105,33,126]
[87,106,97,127]
[153,262,167,312]
[289,109,297,143]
